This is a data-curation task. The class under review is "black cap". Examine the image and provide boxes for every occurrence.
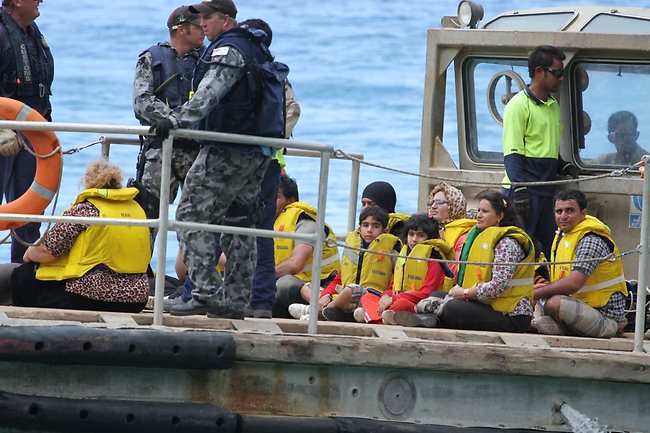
[189,0,237,18]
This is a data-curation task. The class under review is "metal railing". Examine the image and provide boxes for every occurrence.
[0,119,345,334]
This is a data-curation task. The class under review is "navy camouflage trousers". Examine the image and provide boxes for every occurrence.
[176,145,269,308]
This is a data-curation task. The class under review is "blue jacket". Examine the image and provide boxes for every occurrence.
[0,9,54,120]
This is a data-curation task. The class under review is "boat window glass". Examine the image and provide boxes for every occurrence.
[574,62,650,169]
[582,13,650,34]
[483,12,575,31]
[463,57,528,164]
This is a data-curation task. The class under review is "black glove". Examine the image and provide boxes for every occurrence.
[564,164,581,179]
[512,188,532,221]
[148,118,174,141]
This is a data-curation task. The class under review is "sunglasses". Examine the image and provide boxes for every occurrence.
[428,199,448,207]
[542,67,565,78]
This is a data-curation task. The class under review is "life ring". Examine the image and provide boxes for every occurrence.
[0,97,62,230]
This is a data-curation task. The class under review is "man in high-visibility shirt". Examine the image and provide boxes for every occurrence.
[501,45,579,258]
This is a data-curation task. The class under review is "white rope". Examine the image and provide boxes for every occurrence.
[326,238,639,268]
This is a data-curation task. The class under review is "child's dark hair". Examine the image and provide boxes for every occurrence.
[359,205,389,229]
[403,214,439,241]
[476,190,523,228]
[278,174,299,201]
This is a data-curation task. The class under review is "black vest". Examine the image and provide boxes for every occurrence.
[0,10,54,120]
[136,42,198,126]
[192,28,269,148]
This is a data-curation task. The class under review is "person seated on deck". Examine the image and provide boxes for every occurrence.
[532,189,628,338]
[426,182,473,278]
[376,214,454,326]
[288,205,402,322]
[273,174,340,317]
[360,181,409,237]
[392,191,535,333]
[593,111,649,166]
[8,160,151,313]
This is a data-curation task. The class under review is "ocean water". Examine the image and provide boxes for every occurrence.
[0,0,627,272]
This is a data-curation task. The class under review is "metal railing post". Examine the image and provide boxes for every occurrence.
[152,135,173,327]
[308,150,332,335]
[634,155,649,352]
[347,159,361,233]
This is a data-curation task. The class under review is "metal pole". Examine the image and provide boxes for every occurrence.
[152,135,173,327]
[347,160,361,233]
[308,151,332,335]
[634,155,650,352]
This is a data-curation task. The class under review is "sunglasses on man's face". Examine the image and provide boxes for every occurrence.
[542,67,565,78]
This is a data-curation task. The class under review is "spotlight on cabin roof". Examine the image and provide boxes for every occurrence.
[457,0,484,28]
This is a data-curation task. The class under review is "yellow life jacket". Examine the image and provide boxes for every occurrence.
[460,226,534,313]
[393,239,455,294]
[273,202,340,282]
[36,188,151,281]
[388,212,409,236]
[550,215,627,308]
[442,218,476,250]
[340,231,401,290]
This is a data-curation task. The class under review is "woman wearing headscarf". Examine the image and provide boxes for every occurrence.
[10,160,151,312]
[426,182,474,276]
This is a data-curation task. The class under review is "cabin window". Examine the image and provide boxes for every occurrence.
[582,13,650,34]
[483,11,576,31]
[463,57,528,164]
[574,62,650,169]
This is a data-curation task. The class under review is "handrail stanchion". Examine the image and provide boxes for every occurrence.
[308,150,332,335]
[152,135,173,327]
[347,159,360,233]
[634,155,649,352]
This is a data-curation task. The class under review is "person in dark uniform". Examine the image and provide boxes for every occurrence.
[0,0,54,263]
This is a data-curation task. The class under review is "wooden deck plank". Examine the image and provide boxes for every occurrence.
[372,326,409,340]
[501,333,550,348]
[99,313,138,327]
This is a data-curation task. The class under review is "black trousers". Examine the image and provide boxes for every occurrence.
[11,263,146,313]
[439,298,532,333]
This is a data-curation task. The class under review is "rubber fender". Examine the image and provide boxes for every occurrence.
[0,326,235,369]
[0,391,238,433]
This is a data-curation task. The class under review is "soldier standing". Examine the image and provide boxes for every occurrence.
[0,0,54,263]
[132,6,204,230]
[150,0,282,319]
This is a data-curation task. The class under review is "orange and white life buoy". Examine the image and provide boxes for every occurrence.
[0,97,62,230]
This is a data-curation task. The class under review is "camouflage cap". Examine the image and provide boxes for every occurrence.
[189,0,237,18]
[167,6,201,29]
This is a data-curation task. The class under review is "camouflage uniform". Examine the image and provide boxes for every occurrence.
[132,45,201,222]
[169,45,270,312]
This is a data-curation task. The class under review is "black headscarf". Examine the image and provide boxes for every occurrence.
[362,181,396,213]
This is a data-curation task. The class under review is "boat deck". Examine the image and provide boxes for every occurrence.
[0,305,648,432]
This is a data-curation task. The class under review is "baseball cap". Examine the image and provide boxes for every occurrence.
[189,0,237,18]
[167,6,201,29]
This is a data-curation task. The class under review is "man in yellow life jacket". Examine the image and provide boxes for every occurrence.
[273,175,340,317]
[533,189,628,338]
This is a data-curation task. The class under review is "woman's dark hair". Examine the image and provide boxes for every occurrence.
[402,214,439,242]
[359,205,389,229]
[476,190,523,228]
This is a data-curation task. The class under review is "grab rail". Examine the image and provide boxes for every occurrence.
[0,120,336,334]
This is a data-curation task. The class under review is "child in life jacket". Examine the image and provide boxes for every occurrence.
[288,205,401,321]
[378,214,455,325]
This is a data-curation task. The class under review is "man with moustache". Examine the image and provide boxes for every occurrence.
[501,45,579,258]
[0,0,54,263]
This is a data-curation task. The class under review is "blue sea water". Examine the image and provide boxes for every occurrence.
[0,0,627,272]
